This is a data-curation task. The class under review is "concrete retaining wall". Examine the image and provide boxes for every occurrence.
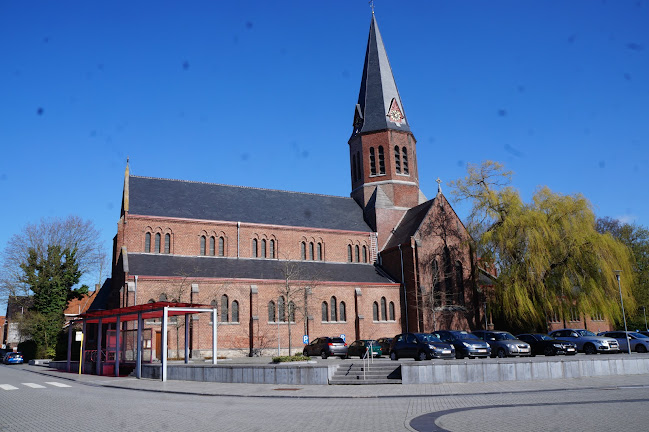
[401,357,649,384]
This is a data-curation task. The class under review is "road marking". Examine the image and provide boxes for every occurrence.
[44,381,71,388]
[23,383,46,388]
[0,384,19,390]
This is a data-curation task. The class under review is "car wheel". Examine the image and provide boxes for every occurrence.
[584,344,597,355]
[417,351,428,361]
[543,346,555,356]
[636,345,647,353]
[390,351,398,361]
[497,348,507,358]
[320,350,328,359]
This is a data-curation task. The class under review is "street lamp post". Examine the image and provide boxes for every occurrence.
[614,271,632,355]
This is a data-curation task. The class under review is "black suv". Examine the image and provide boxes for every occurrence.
[303,337,348,359]
[389,333,455,361]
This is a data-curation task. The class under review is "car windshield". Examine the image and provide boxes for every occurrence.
[493,332,516,341]
[330,338,345,343]
[576,330,596,337]
[455,332,480,340]
[418,334,442,343]
[630,333,649,339]
[537,334,553,341]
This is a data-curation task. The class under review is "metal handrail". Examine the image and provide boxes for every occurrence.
[361,341,376,380]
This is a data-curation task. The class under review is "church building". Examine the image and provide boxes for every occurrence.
[111,14,483,358]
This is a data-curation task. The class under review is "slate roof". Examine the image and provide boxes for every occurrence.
[128,253,396,285]
[384,199,435,249]
[128,176,372,232]
[352,14,411,137]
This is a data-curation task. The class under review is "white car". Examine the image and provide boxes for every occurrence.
[597,331,649,353]
[549,329,619,354]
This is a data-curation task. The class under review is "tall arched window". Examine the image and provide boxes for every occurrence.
[309,242,314,260]
[288,301,295,322]
[394,145,401,173]
[164,234,171,254]
[330,296,337,321]
[218,237,225,256]
[373,302,379,321]
[455,261,465,305]
[339,302,346,322]
[231,300,239,322]
[220,294,229,322]
[261,239,267,258]
[200,236,206,256]
[252,239,258,258]
[369,147,377,176]
[352,153,357,181]
[389,302,395,321]
[154,233,161,253]
[321,302,329,322]
[317,243,322,261]
[347,245,353,262]
[159,293,168,302]
[278,296,286,322]
[268,301,276,322]
[443,247,453,306]
[432,259,441,306]
[356,151,361,180]
[402,146,409,174]
[380,297,387,321]
[378,146,385,174]
[355,245,360,262]
[209,236,215,256]
[269,239,275,258]
[301,242,306,260]
[145,232,151,253]
[362,246,368,263]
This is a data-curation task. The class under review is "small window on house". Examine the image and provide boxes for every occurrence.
[378,146,385,174]
[145,232,151,253]
[278,296,286,322]
[301,241,306,260]
[220,294,229,322]
[148,298,156,304]
[231,300,239,323]
[402,146,409,174]
[355,245,360,262]
[570,308,580,322]
[288,301,295,322]
[317,243,322,261]
[330,296,337,321]
[155,233,161,253]
[159,293,168,302]
[389,302,395,321]
[362,246,367,263]
[339,302,346,322]
[164,233,170,254]
[347,245,352,262]
[200,236,206,256]
[322,302,328,322]
[261,239,267,258]
[309,242,314,260]
[252,239,258,258]
[269,239,275,258]
[209,236,215,256]
[268,301,276,322]
[369,147,376,176]
[394,145,401,173]
[373,302,379,321]
[380,297,387,321]
[219,237,225,256]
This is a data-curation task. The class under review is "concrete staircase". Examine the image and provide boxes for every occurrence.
[329,361,402,385]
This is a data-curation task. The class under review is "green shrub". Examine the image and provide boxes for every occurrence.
[272,354,310,363]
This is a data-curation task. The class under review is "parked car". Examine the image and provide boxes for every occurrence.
[347,339,382,358]
[303,337,348,359]
[376,337,393,356]
[389,333,455,361]
[517,333,577,356]
[471,330,531,358]
[3,352,24,365]
[639,331,649,338]
[597,331,649,353]
[431,330,491,359]
[549,329,619,354]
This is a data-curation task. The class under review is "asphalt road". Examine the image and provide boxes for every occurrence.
[1,363,648,431]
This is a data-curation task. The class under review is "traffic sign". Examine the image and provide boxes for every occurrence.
[303,335,309,344]
[340,334,346,342]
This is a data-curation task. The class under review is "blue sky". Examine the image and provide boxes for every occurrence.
[1,1,648,311]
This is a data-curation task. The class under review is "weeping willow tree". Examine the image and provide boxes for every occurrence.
[451,161,635,330]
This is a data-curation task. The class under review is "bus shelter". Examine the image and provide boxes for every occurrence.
[67,302,217,382]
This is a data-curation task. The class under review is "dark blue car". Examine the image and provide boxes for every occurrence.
[3,352,24,364]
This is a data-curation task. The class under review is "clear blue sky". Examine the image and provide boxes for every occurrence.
[1,1,648,311]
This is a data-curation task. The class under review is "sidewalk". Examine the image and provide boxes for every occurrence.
[21,362,649,399]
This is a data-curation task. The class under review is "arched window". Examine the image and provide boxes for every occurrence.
[347,245,352,262]
[455,261,465,305]
[394,145,401,173]
[301,242,306,260]
[362,246,367,263]
[321,302,328,322]
[268,301,276,322]
[355,245,360,262]
[356,151,361,180]
[200,236,206,256]
[220,294,229,322]
[261,239,267,258]
[380,297,387,321]
[155,233,161,253]
[231,300,239,322]
[317,243,323,261]
[278,296,286,322]
[402,146,409,174]
[209,236,215,256]
[269,239,275,258]
[308,242,314,260]
[330,296,337,321]
[164,233,170,254]
[288,301,295,322]
[218,237,225,256]
[339,302,346,322]
[352,153,357,181]
[252,239,258,258]
[369,147,376,176]
[145,232,151,252]
[443,247,453,306]
[389,302,395,321]
[378,146,385,174]
[159,293,168,302]
[432,259,441,306]
[373,302,379,321]
[148,298,156,304]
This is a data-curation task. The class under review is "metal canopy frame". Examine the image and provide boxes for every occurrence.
[66,302,217,382]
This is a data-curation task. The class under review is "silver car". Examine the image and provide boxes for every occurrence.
[598,331,649,353]
[549,328,619,354]
[471,330,531,358]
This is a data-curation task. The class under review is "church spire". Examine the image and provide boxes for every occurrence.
[352,13,410,137]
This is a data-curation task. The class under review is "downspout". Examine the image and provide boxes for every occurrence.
[237,222,240,258]
[398,245,408,332]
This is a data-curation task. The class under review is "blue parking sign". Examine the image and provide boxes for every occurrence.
[340,334,346,342]
[303,335,309,344]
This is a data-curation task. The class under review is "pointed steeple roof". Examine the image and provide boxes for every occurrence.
[352,14,410,137]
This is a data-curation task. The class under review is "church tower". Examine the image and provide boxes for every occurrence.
[349,13,426,247]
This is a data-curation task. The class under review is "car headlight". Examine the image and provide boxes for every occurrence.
[462,342,472,348]
[553,344,562,348]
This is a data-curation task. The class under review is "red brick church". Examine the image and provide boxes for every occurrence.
[111,14,483,358]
